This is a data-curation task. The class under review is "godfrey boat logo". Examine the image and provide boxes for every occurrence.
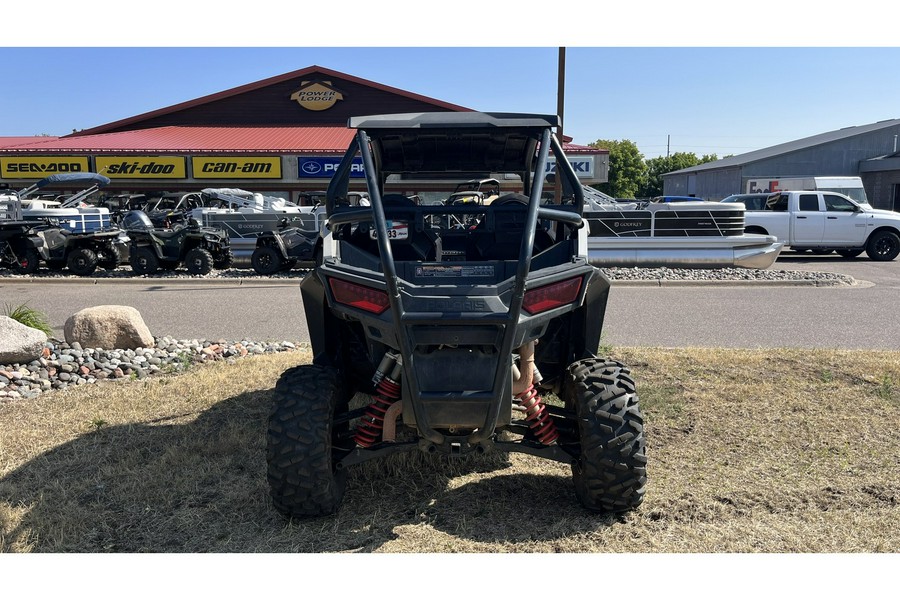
[290,81,344,111]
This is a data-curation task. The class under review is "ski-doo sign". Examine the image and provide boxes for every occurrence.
[96,156,186,178]
[1,156,89,178]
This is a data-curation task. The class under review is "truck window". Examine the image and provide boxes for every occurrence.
[824,194,857,212]
[766,193,789,212]
[798,194,819,211]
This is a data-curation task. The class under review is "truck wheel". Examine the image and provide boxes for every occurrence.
[184,247,214,275]
[129,246,159,275]
[12,247,40,275]
[97,244,121,270]
[251,246,283,275]
[836,249,863,259]
[563,357,647,513]
[267,364,351,518]
[213,249,233,270]
[66,248,98,276]
[866,230,900,261]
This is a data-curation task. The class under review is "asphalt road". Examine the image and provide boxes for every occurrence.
[2,254,898,350]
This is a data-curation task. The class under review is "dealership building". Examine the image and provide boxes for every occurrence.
[662,118,900,210]
[0,66,609,205]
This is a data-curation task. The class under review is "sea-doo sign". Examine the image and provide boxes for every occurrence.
[1,156,89,178]
[192,157,282,179]
[96,156,186,179]
[290,81,345,112]
[298,157,365,178]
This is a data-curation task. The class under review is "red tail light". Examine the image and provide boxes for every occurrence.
[329,279,391,314]
[522,277,582,315]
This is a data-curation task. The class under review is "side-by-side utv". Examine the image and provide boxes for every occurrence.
[266,112,646,517]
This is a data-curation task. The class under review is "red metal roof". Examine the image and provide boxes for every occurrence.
[0,126,604,156]
[0,136,59,149]
[0,126,356,154]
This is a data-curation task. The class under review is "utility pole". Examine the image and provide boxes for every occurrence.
[667,134,670,158]
[555,47,565,204]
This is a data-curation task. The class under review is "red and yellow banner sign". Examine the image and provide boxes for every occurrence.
[192,157,282,179]
[96,156,186,179]
[1,156,91,178]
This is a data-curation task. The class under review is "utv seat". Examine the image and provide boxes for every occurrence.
[466,194,554,260]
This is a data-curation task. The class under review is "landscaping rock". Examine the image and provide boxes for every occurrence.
[64,305,155,350]
[0,316,48,364]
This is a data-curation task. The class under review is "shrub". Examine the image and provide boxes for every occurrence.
[4,302,53,336]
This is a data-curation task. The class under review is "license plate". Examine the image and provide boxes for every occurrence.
[369,220,409,240]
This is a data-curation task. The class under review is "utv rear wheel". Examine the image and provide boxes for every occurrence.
[564,358,647,513]
[184,247,214,275]
[866,230,900,261]
[267,364,350,518]
[67,247,98,276]
[12,247,40,275]
[129,246,159,275]
[251,246,282,275]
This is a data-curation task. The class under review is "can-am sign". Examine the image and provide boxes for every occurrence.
[298,157,365,178]
[192,157,282,179]
[1,156,89,178]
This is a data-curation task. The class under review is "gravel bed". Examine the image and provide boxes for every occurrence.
[0,337,305,401]
[601,266,857,285]
[0,265,857,285]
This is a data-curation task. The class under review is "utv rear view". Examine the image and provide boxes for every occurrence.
[266,112,646,517]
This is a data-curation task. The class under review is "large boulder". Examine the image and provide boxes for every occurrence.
[0,316,48,364]
[64,305,155,350]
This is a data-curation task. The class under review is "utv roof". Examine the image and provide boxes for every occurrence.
[348,112,559,130]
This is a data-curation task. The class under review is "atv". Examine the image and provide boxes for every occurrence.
[122,210,232,275]
[0,218,124,276]
[266,112,647,517]
[0,220,45,274]
[250,217,320,275]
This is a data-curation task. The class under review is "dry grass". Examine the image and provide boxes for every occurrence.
[1,347,899,553]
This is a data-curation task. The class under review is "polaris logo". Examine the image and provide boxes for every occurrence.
[423,299,488,312]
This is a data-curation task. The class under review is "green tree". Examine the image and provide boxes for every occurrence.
[589,139,646,199]
[641,152,720,197]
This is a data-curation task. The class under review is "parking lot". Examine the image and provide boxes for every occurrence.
[1,252,897,351]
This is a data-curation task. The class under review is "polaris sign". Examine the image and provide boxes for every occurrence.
[298,157,365,178]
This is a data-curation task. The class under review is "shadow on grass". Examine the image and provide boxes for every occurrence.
[1,388,621,553]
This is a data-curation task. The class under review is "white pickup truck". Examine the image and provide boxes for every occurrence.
[742,190,900,261]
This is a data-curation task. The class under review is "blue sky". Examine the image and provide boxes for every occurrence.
[2,5,897,160]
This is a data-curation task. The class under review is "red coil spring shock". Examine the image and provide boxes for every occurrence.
[515,384,559,445]
[354,376,402,447]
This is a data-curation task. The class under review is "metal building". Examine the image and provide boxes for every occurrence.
[662,118,900,209]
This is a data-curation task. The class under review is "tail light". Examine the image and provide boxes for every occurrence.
[522,277,582,315]
[329,278,390,315]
